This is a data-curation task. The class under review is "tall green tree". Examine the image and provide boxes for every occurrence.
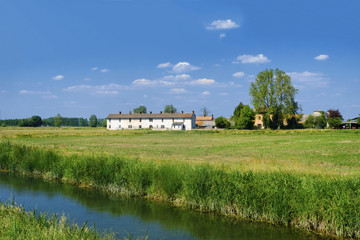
[54,114,62,127]
[133,105,147,113]
[164,104,177,113]
[237,105,255,129]
[357,114,360,125]
[250,69,299,129]
[231,102,244,124]
[89,114,98,127]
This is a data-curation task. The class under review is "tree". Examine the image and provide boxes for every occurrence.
[231,102,244,125]
[89,114,98,127]
[327,109,343,129]
[30,116,42,127]
[200,106,211,116]
[54,114,62,127]
[133,105,147,114]
[314,113,327,129]
[304,115,315,128]
[215,116,230,129]
[249,69,299,129]
[237,105,255,129]
[102,119,107,127]
[164,104,177,113]
[358,114,360,125]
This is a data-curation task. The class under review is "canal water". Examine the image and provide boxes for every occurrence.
[0,172,325,240]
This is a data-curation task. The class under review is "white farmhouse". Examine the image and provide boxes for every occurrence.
[106,111,196,130]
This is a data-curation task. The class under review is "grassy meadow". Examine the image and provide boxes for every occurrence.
[1,127,360,238]
[1,127,360,176]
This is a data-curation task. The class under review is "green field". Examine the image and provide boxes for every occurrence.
[1,127,360,176]
[1,127,360,239]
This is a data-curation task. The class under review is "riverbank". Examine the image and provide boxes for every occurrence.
[0,200,117,239]
[0,140,358,239]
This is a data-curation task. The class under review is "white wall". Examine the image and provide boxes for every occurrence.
[107,116,195,130]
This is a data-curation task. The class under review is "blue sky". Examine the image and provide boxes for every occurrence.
[0,0,359,120]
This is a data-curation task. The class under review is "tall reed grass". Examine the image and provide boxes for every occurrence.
[1,141,359,239]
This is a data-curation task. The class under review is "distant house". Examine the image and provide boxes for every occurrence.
[106,111,196,130]
[196,115,215,129]
[341,117,359,129]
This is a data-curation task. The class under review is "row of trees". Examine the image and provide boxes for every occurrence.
[132,104,178,114]
[304,109,345,129]
[0,114,106,128]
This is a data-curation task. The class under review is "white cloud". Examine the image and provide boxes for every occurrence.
[83,78,91,81]
[143,94,148,98]
[235,54,270,64]
[201,91,211,96]
[53,75,64,80]
[19,90,52,95]
[42,95,58,99]
[170,88,188,94]
[287,71,329,88]
[91,67,98,71]
[132,78,175,87]
[157,62,173,68]
[100,69,109,73]
[162,74,191,82]
[132,78,153,86]
[63,83,126,95]
[219,33,226,39]
[172,62,200,73]
[314,54,329,60]
[232,72,245,78]
[189,78,216,85]
[218,92,229,96]
[206,19,239,30]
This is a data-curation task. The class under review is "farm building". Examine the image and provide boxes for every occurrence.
[106,111,196,130]
[196,115,215,129]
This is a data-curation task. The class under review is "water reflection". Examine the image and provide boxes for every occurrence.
[0,172,326,240]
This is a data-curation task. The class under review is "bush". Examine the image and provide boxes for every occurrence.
[215,117,230,129]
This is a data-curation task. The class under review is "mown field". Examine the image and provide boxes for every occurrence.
[1,127,360,239]
[1,127,360,176]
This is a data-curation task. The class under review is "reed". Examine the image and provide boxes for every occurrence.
[1,141,360,239]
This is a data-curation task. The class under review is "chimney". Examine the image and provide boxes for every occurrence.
[192,110,194,114]
[211,114,213,119]
[129,111,131,114]
[170,111,173,114]
[160,111,162,114]
[150,111,152,114]
[140,112,142,114]
[119,111,121,114]
[181,111,183,114]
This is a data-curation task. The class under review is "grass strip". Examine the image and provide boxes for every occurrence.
[0,141,359,239]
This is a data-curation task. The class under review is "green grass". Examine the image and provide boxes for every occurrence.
[1,127,360,175]
[1,128,360,238]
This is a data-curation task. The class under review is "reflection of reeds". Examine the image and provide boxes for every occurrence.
[1,140,360,238]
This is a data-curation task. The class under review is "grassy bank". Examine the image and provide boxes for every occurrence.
[1,140,359,239]
[0,201,116,240]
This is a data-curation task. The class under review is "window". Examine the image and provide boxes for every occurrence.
[119,125,121,129]
[119,119,121,122]
[172,118,174,122]
[161,125,165,129]
[129,119,131,122]
[139,125,142,129]
[149,125,153,129]
[183,118,185,122]
[109,125,111,129]
[109,119,111,123]
[128,125,132,129]
[162,118,164,122]
[149,118,153,122]
[140,119,142,122]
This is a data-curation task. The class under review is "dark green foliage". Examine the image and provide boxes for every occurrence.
[2,141,360,238]
[18,116,42,127]
[102,119,107,127]
[328,117,342,129]
[215,117,230,129]
[305,113,326,129]
[89,115,98,128]
[237,105,255,129]
[133,106,147,114]
[1,123,6,127]
[327,109,343,129]
[164,104,177,113]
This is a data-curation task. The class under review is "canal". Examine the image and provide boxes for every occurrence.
[0,172,326,240]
